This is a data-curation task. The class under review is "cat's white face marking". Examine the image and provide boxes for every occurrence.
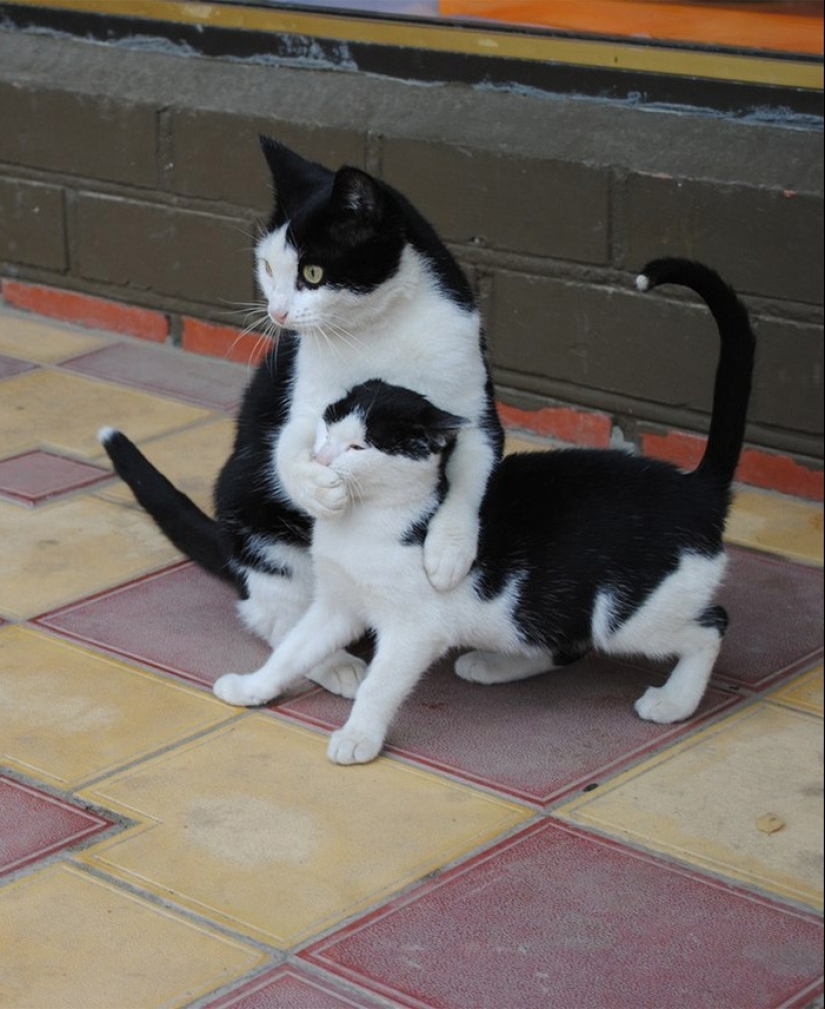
[256,225,301,329]
[312,414,440,509]
[256,226,425,340]
[313,416,366,468]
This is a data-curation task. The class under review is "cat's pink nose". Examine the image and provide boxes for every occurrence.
[269,309,289,326]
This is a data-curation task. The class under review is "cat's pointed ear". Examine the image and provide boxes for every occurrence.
[259,136,332,220]
[330,167,386,220]
[424,407,470,452]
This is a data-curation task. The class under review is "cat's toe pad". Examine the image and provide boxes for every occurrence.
[634,686,693,724]
[213,674,272,707]
[327,727,382,764]
[310,654,367,699]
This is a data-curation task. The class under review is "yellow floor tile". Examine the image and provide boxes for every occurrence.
[726,488,824,565]
[78,715,531,947]
[97,417,235,513]
[0,312,109,363]
[504,433,548,454]
[0,369,211,460]
[0,497,182,619]
[0,864,264,1009]
[769,665,824,716]
[0,626,235,789]
[557,701,824,910]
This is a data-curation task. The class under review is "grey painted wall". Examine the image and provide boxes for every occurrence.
[0,28,822,467]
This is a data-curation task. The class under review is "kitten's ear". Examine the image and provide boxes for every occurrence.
[330,167,386,220]
[424,407,470,452]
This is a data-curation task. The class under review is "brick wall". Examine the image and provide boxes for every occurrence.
[0,27,822,498]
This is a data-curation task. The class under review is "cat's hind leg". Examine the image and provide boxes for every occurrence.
[596,552,728,724]
[454,651,557,685]
[634,605,727,724]
[237,553,313,648]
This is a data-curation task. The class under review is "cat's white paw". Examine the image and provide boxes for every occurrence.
[423,512,477,591]
[634,686,694,724]
[309,652,367,699]
[327,726,383,764]
[289,458,348,518]
[213,673,274,707]
[454,652,502,685]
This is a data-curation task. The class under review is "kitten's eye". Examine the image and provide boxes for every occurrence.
[262,260,273,277]
[302,264,324,286]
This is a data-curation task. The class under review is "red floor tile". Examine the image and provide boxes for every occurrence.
[0,450,111,506]
[709,547,823,689]
[205,965,388,1008]
[0,354,37,379]
[0,776,113,876]
[36,563,273,688]
[303,820,824,1009]
[278,655,737,804]
[62,341,249,411]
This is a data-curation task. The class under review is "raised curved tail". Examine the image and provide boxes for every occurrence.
[636,257,755,486]
[98,427,235,584]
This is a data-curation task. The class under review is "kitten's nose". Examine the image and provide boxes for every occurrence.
[269,309,289,326]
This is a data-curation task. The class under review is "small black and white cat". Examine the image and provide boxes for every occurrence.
[213,258,755,764]
[99,137,502,693]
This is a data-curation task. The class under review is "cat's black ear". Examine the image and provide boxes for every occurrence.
[424,407,470,452]
[330,167,386,220]
[259,136,332,221]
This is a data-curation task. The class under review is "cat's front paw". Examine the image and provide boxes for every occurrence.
[309,651,367,699]
[213,673,274,707]
[287,457,348,518]
[634,686,695,724]
[423,511,477,591]
[327,726,383,764]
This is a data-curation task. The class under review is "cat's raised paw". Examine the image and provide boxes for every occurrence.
[213,673,273,707]
[327,727,382,764]
[309,652,367,699]
[294,460,348,519]
[423,514,476,591]
[634,686,693,724]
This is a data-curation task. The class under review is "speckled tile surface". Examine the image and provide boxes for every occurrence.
[0,309,821,1009]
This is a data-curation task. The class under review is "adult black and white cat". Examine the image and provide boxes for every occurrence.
[213,258,755,765]
[99,137,502,692]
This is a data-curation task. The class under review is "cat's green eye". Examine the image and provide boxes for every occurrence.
[302,264,324,286]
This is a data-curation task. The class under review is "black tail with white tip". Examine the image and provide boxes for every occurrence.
[98,427,234,584]
[636,258,755,486]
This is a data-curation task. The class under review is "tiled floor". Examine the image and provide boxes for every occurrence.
[0,304,822,1008]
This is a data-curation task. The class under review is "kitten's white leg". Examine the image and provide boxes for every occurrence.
[214,602,363,707]
[309,650,367,699]
[327,635,442,765]
[634,626,722,723]
[236,553,366,697]
[454,651,557,685]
